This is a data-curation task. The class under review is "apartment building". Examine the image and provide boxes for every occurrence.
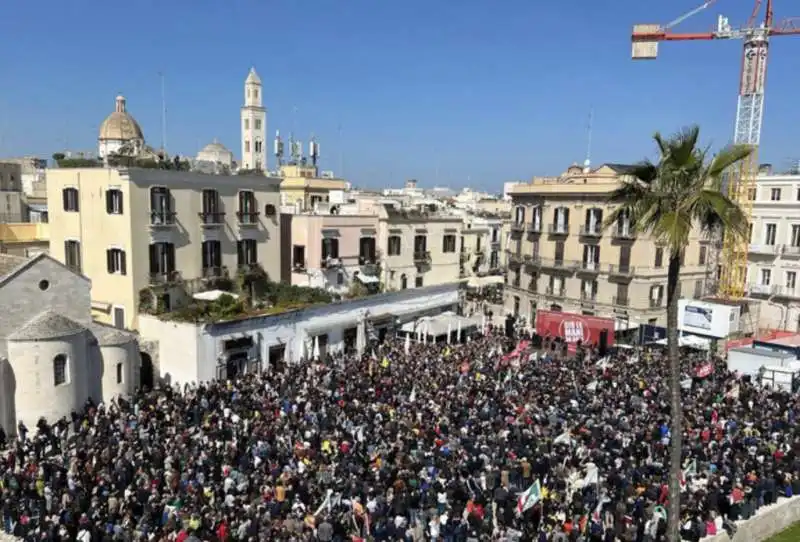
[744,171,800,330]
[378,204,462,291]
[283,210,381,294]
[279,164,349,212]
[47,167,282,330]
[504,163,709,329]
[459,213,503,278]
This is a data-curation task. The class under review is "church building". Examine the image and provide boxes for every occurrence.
[240,68,267,171]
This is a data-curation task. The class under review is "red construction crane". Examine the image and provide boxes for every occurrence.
[631,0,800,299]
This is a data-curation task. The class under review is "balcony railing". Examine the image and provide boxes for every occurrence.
[198,211,225,226]
[770,285,800,298]
[202,266,228,279]
[608,263,635,276]
[528,280,538,293]
[236,211,260,225]
[612,296,629,307]
[612,226,636,240]
[580,291,597,302]
[510,222,525,233]
[649,298,663,308]
[547,223,569,235]
[413,250,431,263]
[579,224,602,237]
[749,243,779,255]
[578,261,600,273]
[539,258,577,271]
[321,257,342,269]
[149,270,180,284]
[527,222,542,234]
[359,255,377,265]
[747,283,773,295]
[237,262,260,273]
[783,245,800,257]
[545,285,566,297]
[149,210,176,227]
[524,255,541,269]
[507,251,524,265]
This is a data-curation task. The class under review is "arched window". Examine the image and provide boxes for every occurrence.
[53,354,68,386]
[400,274,408,290]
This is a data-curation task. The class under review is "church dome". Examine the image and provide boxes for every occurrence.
[196,139,234,168]
[99,95,144,142]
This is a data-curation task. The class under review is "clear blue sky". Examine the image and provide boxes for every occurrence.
[2,0,800,190]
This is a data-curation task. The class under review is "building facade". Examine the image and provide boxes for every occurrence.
[459,213,504,279]
[240,68,267,171]
[744,172,800,331]
[0,253,140,435]
[378,204,462,291]
[279,164,349,212]
[46,167,282,330]
[504,163,709,330]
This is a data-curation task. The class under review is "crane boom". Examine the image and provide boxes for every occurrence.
[630,0,800,300]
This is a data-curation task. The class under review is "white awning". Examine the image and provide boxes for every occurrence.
[357,274,380,284]
[615,321,640,331]
[28,204,47,213]
[193,289,240,301]
[654,335,710,351]
[467,276,504,288]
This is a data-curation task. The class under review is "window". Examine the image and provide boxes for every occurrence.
[254,89,259,100]
[492,228,500,243]
[255,119,262,130]
[582,244,600,270]
[53,354,68,386]
[292,245,306,269]
[553,207,570,233]
[584,208,603,234]
[791,225,800,247]
[255,140,263,153]
[387,235,401,256]
[513,296,520,317]
[244,140,250,153]
[149,242,176,277]
[531,206,542,230]
[106,248,127,275]
[694,280,703,298]
[514,206,526,225]
[105,189,123,215]
[581,279,598,300]
[650,285,664,306]
[244,119,249,130]
[321,237,340,259]
[615,284,629,306]
[64,240,81,272]
[238,191,258,224]
[761,268,772,285]
[554,241,565,263]
[490,250,499,268]
[771,188,782,201]
[765,223,777,245]
[62,187,79,212]
[415,276,424,288]
[116,363,124,384]
[699,245,707,266]
[749,223,754,243]
[748,188,757,201]
[201,189,221,220]
[337,271,344,286]
[413,235,427,255]
[237,239,258,266]
[400,274,408,290]
[529,300,537,324]
[359,237,377,263]
[787,271,797,291]
[442,234,457,253]
[202,240,222,271]
[654,247,664,268]
[475,236,482,252]
[150,187,174,225]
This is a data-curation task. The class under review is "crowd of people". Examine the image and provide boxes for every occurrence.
[2,326,800,542]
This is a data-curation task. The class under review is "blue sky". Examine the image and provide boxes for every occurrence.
[2,0,800,190]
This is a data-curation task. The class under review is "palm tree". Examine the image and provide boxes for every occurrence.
[604,125,751,541]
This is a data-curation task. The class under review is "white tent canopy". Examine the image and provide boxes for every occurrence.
[401,312,481,338]
[466,276,504,289]
[654,335,711,351]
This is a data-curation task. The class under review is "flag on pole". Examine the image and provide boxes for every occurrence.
[516,480,542,515]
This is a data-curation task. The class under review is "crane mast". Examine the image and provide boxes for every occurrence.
[630,0,800,300]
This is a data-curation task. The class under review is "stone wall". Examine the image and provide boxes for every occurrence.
[703,495,800,542]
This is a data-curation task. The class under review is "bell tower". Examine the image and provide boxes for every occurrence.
[240,67,267,171]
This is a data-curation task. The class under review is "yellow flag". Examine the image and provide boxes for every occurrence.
[381,357,390,368]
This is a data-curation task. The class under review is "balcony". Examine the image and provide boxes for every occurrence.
[510,222,525,234]
[527,222,542,234]
[545,285,566,297]
[608,264,635,277]
[236,211,260,226]
[198,212,225,227]
[524,255,541,270]
[507,251,524,266]
[539,258,577,271]
[649,298,663,309]
[149,270,180,284]
[612,226,636,240]
[580,291,597,302]
[547,223,569,235]
[321,257,343,269]
[579,225,603,238]
[749,243,779,255]
[202,266,228,279]
[612,296,629,307]
[413,250,431,264]
[578,261,600,273]
[149,211,176,228]
[292,261,306,272]
[528,280,538,293]
[783,245,800,257]
[747,283,774,296]
[771,285,800,298]
[237,262,260,273]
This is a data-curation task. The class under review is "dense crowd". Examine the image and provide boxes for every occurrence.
[2,328,800,542]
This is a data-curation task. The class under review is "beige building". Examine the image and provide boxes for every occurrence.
[47,167,282,330]
[283,211,381,294]
[460,213,503,278]
[279,164,349,212]
[379,204,462,291]
[504,163,709,329]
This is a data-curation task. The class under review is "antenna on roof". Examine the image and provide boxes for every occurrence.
[158,71,168,153]
[583,107,593,173]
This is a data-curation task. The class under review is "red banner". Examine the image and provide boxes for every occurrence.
[695,362,714,378]
[535,310,615,352]
[502,340,531,362]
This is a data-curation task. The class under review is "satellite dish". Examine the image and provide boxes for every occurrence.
[264,204,276,217]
